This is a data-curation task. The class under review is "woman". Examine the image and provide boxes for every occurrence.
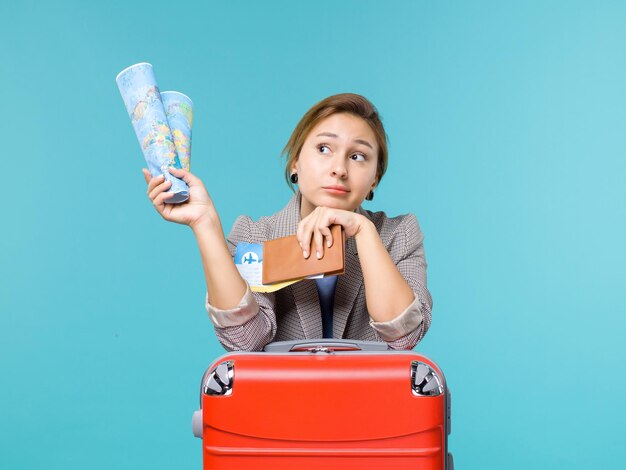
[143,93,432,351]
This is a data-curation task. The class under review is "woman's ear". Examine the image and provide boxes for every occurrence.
[292,159,303,175]
[370,177,378,191]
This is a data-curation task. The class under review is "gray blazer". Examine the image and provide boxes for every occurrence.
[206,191,432,351]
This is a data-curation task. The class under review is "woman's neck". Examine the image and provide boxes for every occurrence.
[299,194,315,219]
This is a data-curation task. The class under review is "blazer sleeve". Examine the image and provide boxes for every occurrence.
[205,215,278,351]
[370,213,432,350]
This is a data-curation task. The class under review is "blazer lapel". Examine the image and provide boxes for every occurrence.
[272,191,323,338]
[333,204,373,338]
[291,279,323,339]
[332,236,362,338]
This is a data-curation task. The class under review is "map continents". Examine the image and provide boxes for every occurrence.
[162,91,193,171]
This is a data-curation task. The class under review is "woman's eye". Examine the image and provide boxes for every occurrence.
[351,153,366,162]
[318,144,331,154]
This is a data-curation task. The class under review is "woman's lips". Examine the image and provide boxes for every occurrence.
[323,186,350,195]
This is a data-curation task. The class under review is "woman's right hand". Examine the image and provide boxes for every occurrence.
[142,167,218,231]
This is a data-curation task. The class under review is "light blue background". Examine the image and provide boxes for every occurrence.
[1,1,624,468]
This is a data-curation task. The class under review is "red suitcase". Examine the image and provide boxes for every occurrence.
[192,340,453,470]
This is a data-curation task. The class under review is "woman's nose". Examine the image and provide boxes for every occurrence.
[331,156,348,178]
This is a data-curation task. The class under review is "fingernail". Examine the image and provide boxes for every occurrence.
[303,251,308,258]
[316,251,321,259]
[327,240,331,247]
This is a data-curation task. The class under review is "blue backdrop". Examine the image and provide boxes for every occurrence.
[2,1,625,468]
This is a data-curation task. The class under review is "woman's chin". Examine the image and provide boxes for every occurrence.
[316,196,359,211]
[300,190,362,215]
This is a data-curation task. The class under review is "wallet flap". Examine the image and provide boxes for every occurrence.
[262,225,345,285]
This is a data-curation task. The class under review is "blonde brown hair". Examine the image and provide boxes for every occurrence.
[282,93,388,191]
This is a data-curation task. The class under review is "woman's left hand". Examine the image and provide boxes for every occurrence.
[296,207,372,259]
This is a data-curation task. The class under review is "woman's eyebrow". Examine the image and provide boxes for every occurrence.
[316,132,373,150]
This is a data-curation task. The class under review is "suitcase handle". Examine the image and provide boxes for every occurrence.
[263,339,389,353]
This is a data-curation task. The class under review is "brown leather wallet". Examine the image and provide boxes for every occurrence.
[262,225,345,285]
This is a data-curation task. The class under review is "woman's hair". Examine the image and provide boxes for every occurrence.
[282,93,388,191]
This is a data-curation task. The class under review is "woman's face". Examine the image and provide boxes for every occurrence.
[293,113,379,218]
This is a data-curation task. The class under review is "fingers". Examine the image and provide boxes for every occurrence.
[297,220,314,259]
[142,168,151,184]
[312,224,334,259]
[144,167,201,190]
[153,188,175,209]
[313,226,328,259]
[143,169,168,214]
[148,176,172,202]
[297,208,335,259]
[146,173,165,193]
[321,225,333,249]
[168,167,202,187]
